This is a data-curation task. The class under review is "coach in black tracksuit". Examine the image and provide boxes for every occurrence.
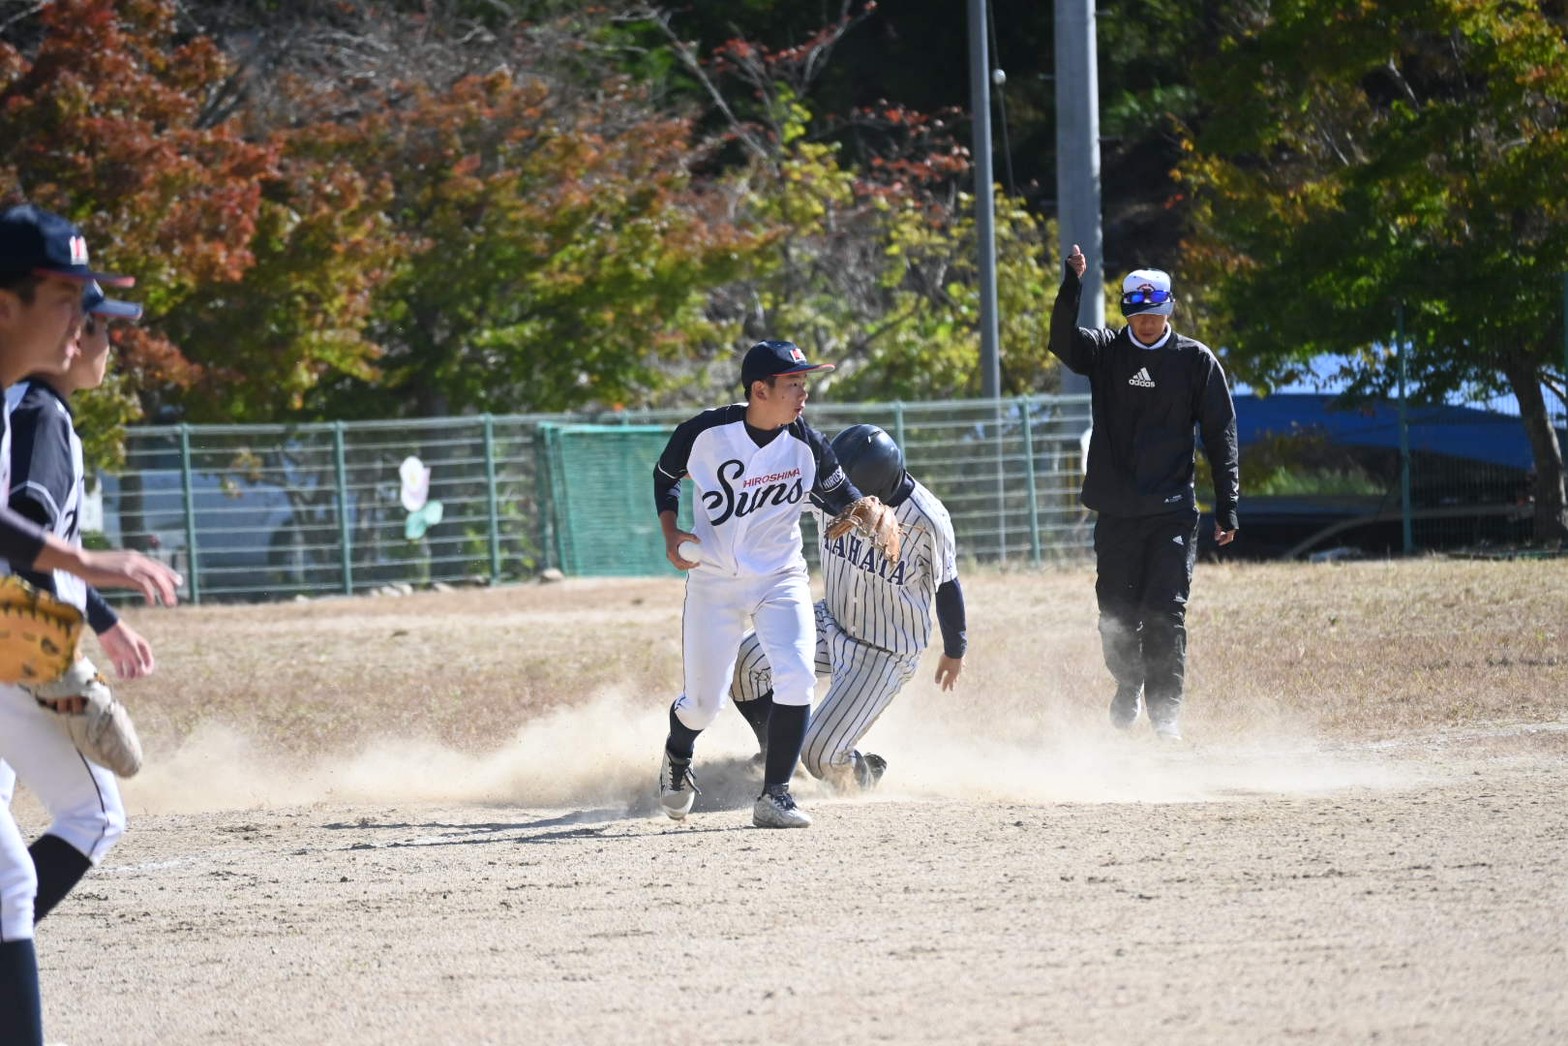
[1049,244,1240,740]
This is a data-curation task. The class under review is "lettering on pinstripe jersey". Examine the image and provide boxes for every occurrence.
[703,458,805,525]
[823,530,907,584]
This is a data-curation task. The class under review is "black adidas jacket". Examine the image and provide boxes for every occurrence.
[1049,265,1240,530]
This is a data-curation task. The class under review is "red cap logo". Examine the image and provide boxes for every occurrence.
[789,346,806,364]
[68,235,89,266]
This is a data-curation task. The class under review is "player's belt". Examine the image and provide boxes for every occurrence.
[841,631,900,657]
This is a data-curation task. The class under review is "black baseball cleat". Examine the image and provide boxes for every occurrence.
[1109,684,1142,730]
[855,751,888,789]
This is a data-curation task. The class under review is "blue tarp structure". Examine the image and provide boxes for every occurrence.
[1232,393,1564,469]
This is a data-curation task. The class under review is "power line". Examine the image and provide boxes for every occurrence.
[985,0,1017,196]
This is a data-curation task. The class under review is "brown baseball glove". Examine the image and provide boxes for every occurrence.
[28,657,144,778]
[0,574,83,684]
[825,496,902,563]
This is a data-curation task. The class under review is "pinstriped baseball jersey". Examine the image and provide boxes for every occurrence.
[655,403,850,578]
[813,478,956,657]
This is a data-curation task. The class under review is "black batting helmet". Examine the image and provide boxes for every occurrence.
[831,424,906,503]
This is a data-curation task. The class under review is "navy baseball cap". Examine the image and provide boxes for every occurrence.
[740,340,835,388]
[82,280,143,321]
[0,204,133,287]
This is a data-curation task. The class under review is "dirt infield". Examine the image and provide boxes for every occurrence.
[15,559,1568,1044]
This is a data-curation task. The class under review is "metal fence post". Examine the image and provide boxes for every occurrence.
[994,396,1008,561]
[483,414,502,581]
[1019,396,1041,564]
[333,421,353,594]
[177,424,201,604]
[534,423,555,572]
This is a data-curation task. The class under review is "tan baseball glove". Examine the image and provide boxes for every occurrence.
[0,574,83,684]
[825,495,902,563]
[28,657,144,778]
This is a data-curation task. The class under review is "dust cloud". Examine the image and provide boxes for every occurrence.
[121,680,1416,817]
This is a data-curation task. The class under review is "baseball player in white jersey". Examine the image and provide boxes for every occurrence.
[0,205,179,1045]
[0,279,157,939]
[655,340,879,829]
[730,425,968,790]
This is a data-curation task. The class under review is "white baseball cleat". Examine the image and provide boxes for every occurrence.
[659,751,699,820]
[1152,717,1183,742]
[753,785,812,828]
[1109,684,1141,730]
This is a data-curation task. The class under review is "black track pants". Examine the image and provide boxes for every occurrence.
[1092,510,1200,719]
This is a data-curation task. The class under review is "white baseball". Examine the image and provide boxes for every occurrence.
[676,540,703,563]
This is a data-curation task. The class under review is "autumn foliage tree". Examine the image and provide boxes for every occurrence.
[4,0,1066,431]
[299,70,776,418]
[0,0,396,433]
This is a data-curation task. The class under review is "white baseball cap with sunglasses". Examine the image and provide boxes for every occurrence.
[1121,269,1175,318]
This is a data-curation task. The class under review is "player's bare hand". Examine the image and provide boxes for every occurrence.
[98,621,156,679]
[666,531,701,571]
[1214,526,1236,547]
[935,654,963,691]
[40,695,87,714]
[74,549,182,606]
[1066,243,1087,279]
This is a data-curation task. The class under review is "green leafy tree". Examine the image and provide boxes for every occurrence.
[1179,0,1568,543]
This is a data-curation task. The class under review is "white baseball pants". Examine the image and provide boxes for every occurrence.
[672,566,816,732]
[0,683,125,942]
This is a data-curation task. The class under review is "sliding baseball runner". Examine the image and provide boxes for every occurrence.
[732,424,968,790]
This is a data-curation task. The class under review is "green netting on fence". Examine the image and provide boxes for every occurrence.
[539,424,692,577]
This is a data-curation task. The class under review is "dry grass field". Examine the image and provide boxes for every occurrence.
[15,557,1568,1044]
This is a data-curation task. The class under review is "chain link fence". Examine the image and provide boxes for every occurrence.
[93,390,1560,602]
[95,396,1096,603]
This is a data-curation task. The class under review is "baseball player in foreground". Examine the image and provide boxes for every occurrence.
[654,340,898,829]
[0,277,157,936]
[731,424,967,790]
[1050,243,1239,740]
[0,204,180,1046]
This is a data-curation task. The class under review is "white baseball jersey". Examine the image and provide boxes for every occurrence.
[656,404,859,729]
[4,380,86,610]
[812,477,957,657]
[655,403,851,578]
[0,381,126,947]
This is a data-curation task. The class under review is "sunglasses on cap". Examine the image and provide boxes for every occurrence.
[1121,289,1174,306]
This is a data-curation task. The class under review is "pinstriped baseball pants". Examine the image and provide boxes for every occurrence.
[733,601,920,777]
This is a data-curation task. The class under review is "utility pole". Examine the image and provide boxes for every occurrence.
[1055,0,1102,398]
[1396,303,1414,554]
[968,0,1001,400]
